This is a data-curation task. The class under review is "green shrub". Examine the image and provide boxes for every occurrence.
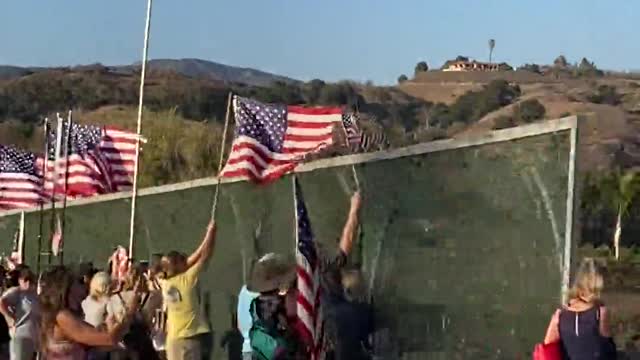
[427,80,520,127]
[587,85,622,105]
[514,99,546,123]
[492,116,516,130]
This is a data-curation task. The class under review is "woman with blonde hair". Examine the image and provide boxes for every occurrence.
[543,258,616,359]
[38,266,139,360]
[82,272,111,329]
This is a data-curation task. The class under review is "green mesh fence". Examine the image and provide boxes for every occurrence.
[0,124,574,359]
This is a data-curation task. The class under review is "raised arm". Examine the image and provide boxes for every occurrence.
[186,220,217,271]
[339,192,362,256]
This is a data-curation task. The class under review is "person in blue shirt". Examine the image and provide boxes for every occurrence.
[237,284,259,359]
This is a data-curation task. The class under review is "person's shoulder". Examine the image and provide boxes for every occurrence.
[1,286,19,298]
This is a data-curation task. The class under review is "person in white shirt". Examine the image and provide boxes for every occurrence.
[0,267,39,360]
[81,271,112,360]
[237,285,258,360]
[81,272,111,328]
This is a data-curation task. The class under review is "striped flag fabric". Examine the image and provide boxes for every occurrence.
[43,122,138,199]
[220,96,343,183]
[0,145,44,210]
[293,177,323,359]
[341,112,362,149]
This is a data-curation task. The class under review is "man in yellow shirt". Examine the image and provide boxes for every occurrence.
[161,220,216,360]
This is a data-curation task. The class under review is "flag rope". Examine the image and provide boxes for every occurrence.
[211,92,233,220]
[128,0,153,259]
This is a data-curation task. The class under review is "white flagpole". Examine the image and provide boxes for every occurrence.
[53,114,64,193]
[128,0,153,259]
[17,211,25,264]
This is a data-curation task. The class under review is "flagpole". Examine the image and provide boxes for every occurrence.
[36,118,50,274]
[58,110,73,265]
[48,114,64,265]
[128,0,153,258]
[292,176,299,246]
[210,92,233,220]
[18,211,25,264]
[351,107,362,191]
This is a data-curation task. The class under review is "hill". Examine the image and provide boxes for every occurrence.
[114,58,299,87]
[0,58,297,87]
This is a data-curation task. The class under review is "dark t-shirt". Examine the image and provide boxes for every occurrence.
[332,301,372,360]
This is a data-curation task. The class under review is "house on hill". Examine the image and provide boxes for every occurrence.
[441,57,512,72]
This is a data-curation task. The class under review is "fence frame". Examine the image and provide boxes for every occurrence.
[0,116,579,300]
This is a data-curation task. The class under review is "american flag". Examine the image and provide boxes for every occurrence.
[0,145,44,210]
[341,112,362,148]
[293,177,323,359]
[43,122,138,199]
[220,96,343,183]
[51,214,63,256]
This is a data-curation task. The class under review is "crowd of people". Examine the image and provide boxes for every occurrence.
[0,190,373,360]
[0,190,619,360]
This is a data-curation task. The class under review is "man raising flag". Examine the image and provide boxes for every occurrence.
[246,178,362,359]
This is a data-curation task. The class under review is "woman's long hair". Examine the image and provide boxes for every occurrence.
[568,258,605,305]
[38,266,75,352]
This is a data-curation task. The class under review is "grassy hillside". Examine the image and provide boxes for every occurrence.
[4,64,640,251]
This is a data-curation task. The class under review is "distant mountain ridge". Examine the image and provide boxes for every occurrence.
[0,58,298,87]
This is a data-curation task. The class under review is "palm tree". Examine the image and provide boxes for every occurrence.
[601,170,640,260]
[488,39,496,64]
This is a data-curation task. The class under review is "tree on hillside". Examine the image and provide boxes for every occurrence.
[303,79,326,104]
[554,55,568,68]
[427,80,520,127]
[518,64,542,74]
[574,58,603,77]
[397,74,408,84]
[600,170,640,260]
[579,57,593,69]
[414,61,429,76]
[488,39,496,63]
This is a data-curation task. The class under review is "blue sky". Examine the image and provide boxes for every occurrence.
[0,0,637,84]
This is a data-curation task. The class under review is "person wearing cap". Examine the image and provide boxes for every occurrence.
[160,220,216,360]
[247,191,362,359]
[246,253,299,360]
